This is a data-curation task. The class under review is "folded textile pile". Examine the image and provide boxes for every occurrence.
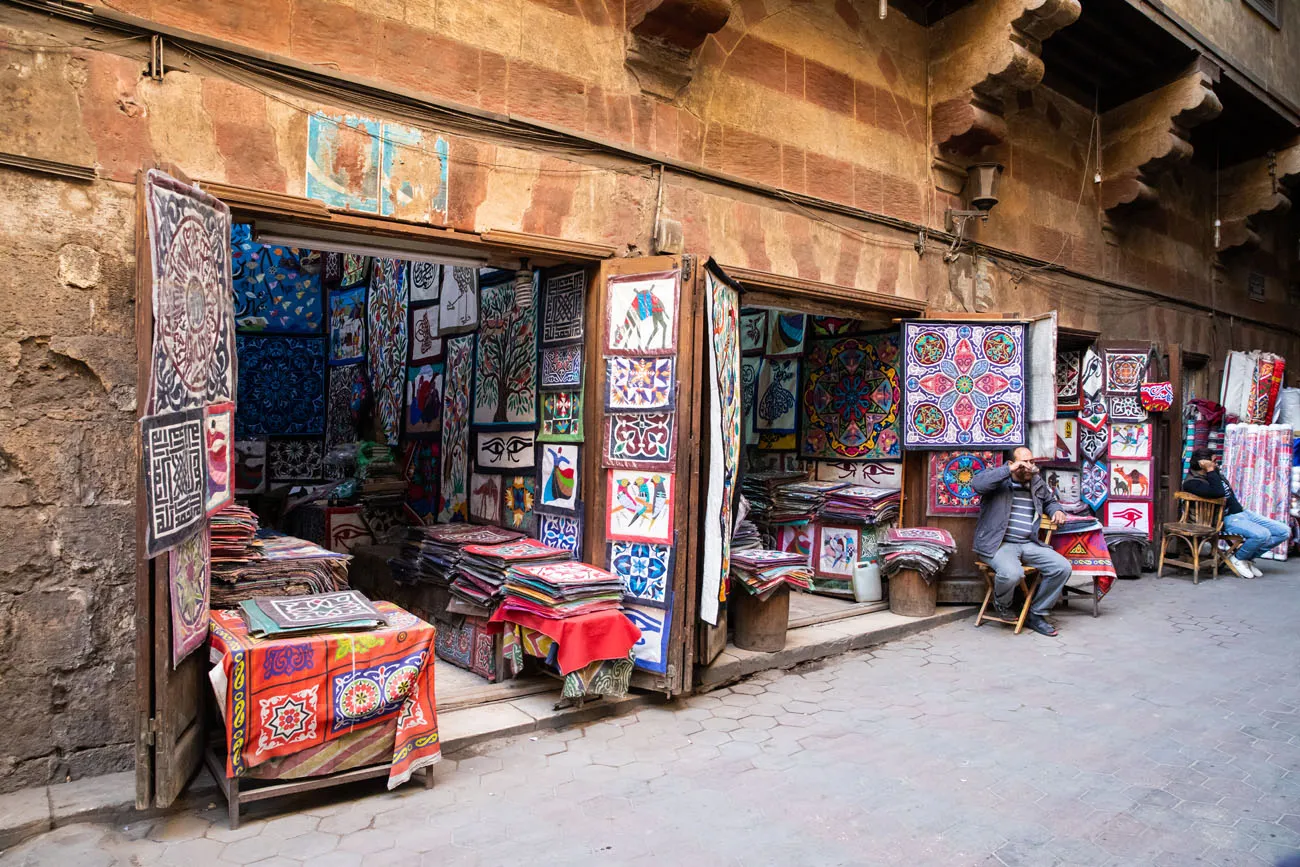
[768,480,847,523]
[236,590,385,638]
[730,549,814,599]
[210,504,260,565]
[389,524,524,586]
[741,470,808,522]
[451,539,572,609]
[879,527,956,583]
[211,532,351,607]
[731,517,763,552]
[500,561,624,619]
[822,485,901,525]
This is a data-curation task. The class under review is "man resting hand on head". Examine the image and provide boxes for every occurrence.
[970,446,1072,637]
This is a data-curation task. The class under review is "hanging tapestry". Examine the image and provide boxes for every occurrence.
[756,432,796,451]
[474,279,537,426]
[538,513,583,556]
[325,363,366,450]
[776,524,814,566]
[475,430,536,472]
[325,506,373,553]
[926,450,1002,516]
[1140,381,1174,412]
[1080,347,1103,397]
[901,321,1027,449]
[603,412,675,470]
[438,334,473,522]
[1107,394,1147,423]
[438,266,479,335]
[323,252,342,291]
[470,472,503,524]
[1109,459,1151,498]
[1055,417,1078,462]
[168,523,210,668]
[231,223,323,334]
[268,437,325,483]
[1222,423,1291,559]
[813,460,903,489]
[1081,460,1108,510]
[203,403,235,515]
[766,312,806,357]
[409,261,440,303]
[236,335,326,437]
[340,253,370,288]
[624,602,672,674]
[537,444,579,514]
[1078,421,1108,462]
[740,356,759,445]
[605,357,675,411]
[754,358,799,433]
[1109,422,1151,459]
[739,309,767,355]
[1045,467,1081,504]
[1104,350,1147,394]
[1049,522,1116,596]
[809,316,867,338]
[144,170,236,414]
[608,540,672,607]
[541,269,585,346]
[1055,350,1082,409]
[403,440,439,519]
[142,408,207,557]
[1027,312,1059,460]
[802,334,902,461]
[366,258,410,446]
[409,303,443,363]
[607,469,674,545]
[605,270,678,356]
[501,475,536,531]
[702,268,740,624]
[1080,394,1108,429]
[539,390,583,443]
[540,346,583,390]
[404,362,444,438]
[234,440,267,495]
[1104,499,1152,538]
[814,524,859,579]
[328,286,366,364]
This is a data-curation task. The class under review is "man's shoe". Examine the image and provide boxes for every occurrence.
[989,600,1016,621]
[1248,561,1264,578]
[1224,556,1253,579]
[1025,615,1058,637]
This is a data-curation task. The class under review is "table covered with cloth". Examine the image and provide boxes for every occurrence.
[488,608,640,675]
[1049,518,1117,598]
[207,601,440,788]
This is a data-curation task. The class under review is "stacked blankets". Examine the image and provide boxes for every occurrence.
[451,539,572,607]
[389,524,523,586]
[730,550,814,599]
[211,531,351,608]
[769,480,847,523]
[741,470,808,523]
[823,486,901,525]
[879,527,956,583]
[500,562,624,619]
[210,504,259,565]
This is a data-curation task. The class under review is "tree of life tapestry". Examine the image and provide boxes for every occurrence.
[438,334,473,522]
[366,258,409,446]
[474,279,537,426]
[901,321,1027,449]
[144,170,236,414]
[801,334,902,461]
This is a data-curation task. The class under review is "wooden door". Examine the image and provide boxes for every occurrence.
[584,254,700,695]
[134,170,211,809]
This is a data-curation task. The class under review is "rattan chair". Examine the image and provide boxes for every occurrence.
[975,517,1055,634]
[1157,492,1231,584]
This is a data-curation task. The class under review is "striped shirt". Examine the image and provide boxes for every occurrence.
[1003,484,1038,543]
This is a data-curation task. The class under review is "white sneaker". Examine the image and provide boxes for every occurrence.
[1224,556,1252,579]
[1248,562,1264,578]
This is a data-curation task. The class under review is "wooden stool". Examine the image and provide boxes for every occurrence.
[974,561,1042,634]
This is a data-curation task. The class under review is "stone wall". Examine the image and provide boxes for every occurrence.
[1159,0,1300,108]
[0,0,1297,792]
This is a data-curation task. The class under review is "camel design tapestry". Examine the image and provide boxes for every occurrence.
[474,279,537,426]
[366,258,409,445]
[901,321,1027,449]
[231,223,323,334]
[144,170,236,414]
[605,271,678,356]
[236,335,326,437]
[926,450,1002,516]
[801,333,901,461]
[168,523,210,668]
[438,334,473,522]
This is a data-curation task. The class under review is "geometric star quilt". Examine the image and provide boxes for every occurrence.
[800,333,902,461]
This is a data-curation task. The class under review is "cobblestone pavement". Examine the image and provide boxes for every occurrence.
[5,566,1300,867]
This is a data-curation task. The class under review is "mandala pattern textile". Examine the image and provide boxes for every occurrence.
[605,357,675,411]
[268,437,325,483]
[927,451,1002,516]
[236,335,326,437]
[366,258,410,446]
[800,334,901,461]
[208,602,439,787]
[1103,350,1147,395]
[231,223,323,334]
[901,322,1026,449]
[145,170,236,414]
[169,524,210,667]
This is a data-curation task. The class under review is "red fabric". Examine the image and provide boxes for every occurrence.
[488,608,640,675]
[1049,526,1117,598]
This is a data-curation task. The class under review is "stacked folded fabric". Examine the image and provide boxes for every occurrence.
[879,527,957,583]
[731,517,763,552]
[730,550,814,599]
[451,538,572,608]
[769,480,848,523]
[211,532,352,607]
[209,504,260,565]
[389,524,524,586]
[741,470,808,523]
[237,590,385,638]
[500,562,624,619]
[822,485,902,525]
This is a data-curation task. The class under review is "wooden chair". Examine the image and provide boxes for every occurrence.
[975,517,1055,634]
[1157,492,1231,584]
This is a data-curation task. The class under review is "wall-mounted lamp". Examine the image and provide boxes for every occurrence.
[945,162,1003,260]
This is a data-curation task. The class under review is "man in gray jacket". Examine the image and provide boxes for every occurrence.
[971,447,1071,637]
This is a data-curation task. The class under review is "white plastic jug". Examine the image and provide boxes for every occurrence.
[852,559,883,603]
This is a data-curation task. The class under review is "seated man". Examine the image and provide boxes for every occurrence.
[971,447,1071,637]
[1182,446,1290,578]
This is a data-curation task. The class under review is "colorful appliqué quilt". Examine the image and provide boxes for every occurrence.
[605,271,678,356]
[603,412,675,469]
[236,335,327,437]
[1104,350,1147,395]
[1081,460,1109,511]
[539,390,584,443]
[541,345,584,390]
[605,357,675,411]
[231,223,323,334]
[802,334,902,460]
[366,258,409,446]
[926,450,1002,516]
